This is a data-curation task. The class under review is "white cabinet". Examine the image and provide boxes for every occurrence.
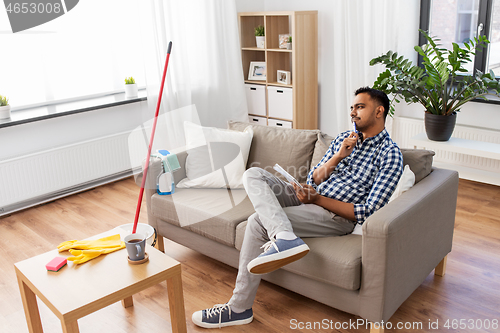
[268,86,293,120]
[245,84,266,116]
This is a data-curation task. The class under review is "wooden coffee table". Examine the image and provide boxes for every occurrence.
[14,231,187,333]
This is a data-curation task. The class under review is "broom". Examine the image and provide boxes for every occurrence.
[132,41,172,234]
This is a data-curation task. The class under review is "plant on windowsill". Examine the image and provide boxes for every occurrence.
[0,95,10,120]
[124,76,138,99]
[255,25,265,49]
[370,29,500,141]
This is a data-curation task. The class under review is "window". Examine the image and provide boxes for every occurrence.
[420,0,500,77]
[0,0,145,110]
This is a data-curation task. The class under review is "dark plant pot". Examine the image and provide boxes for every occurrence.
[424,112,457,141]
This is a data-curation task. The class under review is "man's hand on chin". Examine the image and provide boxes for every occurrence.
[337,131,358,159]
[293,184,319,204]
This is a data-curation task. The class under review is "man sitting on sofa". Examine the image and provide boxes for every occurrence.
[192,87,403,328]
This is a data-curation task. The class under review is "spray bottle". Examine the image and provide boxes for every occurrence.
[155,150,180,195]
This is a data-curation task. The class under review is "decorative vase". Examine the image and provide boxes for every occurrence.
[125,83,138,98]
[424,112,457,141]
[0,105,11,119]
[255,36,265,48]
[287,42,292,50]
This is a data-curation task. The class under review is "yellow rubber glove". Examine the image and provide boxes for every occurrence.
[67,249,104,264]
[67,243,125,264]
[57,234,124,252]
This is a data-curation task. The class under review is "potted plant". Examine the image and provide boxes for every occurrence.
[124,77,138,98]
[255,25,265,49]
[287,36,292,50]
[0,95,10,119]
[370,29,500,141]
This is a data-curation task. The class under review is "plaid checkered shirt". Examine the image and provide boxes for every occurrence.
[306,128,403,224]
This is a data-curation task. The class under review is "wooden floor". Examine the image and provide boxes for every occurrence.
[1,177,499,333]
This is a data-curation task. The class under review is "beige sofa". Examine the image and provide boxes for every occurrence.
[141,121,459,330]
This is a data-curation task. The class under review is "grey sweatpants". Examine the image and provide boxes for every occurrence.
[227,167,356,312]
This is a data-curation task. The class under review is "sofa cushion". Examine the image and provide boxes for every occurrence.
[311,132,335,167]
[287,235,363,290]
[177,121,254,189]
[151,188,254,247]
[235,220,247,251]
[228,121,319,183]
[236,221,362,290]
[400,148,435,183]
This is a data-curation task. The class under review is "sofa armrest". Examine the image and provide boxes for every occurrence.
[134,157,163,189]
[135,151,188,189]
[358,167,459,322]
[131,157,163,234]
[172,151,187,185]
[134,152,187,235]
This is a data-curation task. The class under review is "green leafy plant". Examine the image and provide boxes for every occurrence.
[254,25,264,37]
[288,36,292,43]
[0,95,9,107]
[370,29,500,117]
[124,77,136,85]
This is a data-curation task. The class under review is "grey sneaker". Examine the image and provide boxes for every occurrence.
[192,304,253,328]
[247,237,310,275]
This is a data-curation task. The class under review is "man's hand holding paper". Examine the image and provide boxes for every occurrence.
[293,183,318,204]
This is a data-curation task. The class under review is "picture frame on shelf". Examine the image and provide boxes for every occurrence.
[279,34,291,49]
[277,70,291,85]
[248,62,266,81]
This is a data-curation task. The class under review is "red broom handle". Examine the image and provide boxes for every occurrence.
[132,41,172,234]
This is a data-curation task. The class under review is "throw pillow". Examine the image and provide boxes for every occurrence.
[227,120,319,183]
[351,223,363,235]
[176,121,253,189]
[400,148,435,183]
[389,164,416,202]
[352,164,415,236]
[311,132,335,167]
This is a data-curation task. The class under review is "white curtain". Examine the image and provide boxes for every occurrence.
[330,0,420,135]
[137,0,248,150]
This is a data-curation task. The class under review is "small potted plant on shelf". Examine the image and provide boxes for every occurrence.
[287,36,292,50]
[0,95,10,119]
[255,25,265,48]
[370,29,500,141]
[124,77,138,98]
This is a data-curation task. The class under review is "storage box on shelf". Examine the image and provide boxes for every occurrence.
[248,115,267,126]
[245,84,266,116]
[238,11,318,130]
[268,118,292,128]
[268,86,293,120]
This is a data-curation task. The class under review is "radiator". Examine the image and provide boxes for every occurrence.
[0,129,148,216]
[393,117,500,182]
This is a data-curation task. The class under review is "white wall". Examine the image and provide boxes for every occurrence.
[235,0,264,12]
[235,0,500,134]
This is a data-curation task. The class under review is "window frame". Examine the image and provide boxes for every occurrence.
[419,0,500,105]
